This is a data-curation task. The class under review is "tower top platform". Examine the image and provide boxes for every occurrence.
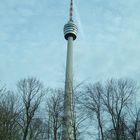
[64,20,78,40]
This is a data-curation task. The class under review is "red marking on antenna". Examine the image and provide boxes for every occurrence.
[70,0,73,21]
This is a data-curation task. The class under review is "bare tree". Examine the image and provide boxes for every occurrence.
[28,117,48,140]
[124,105,140,140]
[73,83,92,140]
[102,79,136,140]
[17,77,44,140]
[0,90,20,140]
[0,77,139,140]
[80,82,105,140]
[45,86,86,140]
[80,79,137,140]
[46,89,64,140]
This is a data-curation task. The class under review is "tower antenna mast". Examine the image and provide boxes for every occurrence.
[69,0,73,21]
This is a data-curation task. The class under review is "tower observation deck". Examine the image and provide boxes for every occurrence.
[63,0,78,140]
[64,20,78,40]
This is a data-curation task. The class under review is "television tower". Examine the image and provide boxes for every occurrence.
[63,0,78,139]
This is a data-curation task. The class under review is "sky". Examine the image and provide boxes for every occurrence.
[0,0,140,92]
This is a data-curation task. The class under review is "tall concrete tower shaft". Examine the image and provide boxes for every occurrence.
[63,0,78,139]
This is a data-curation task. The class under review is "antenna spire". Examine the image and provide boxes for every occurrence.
[69,0,73,21]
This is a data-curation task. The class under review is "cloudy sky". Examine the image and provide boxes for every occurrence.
[0,0,140,91]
